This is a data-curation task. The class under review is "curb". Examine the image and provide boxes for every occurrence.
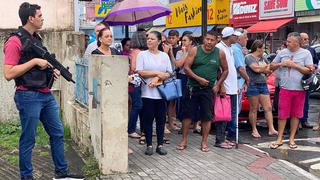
[240,143,320,180]
[279,160,320,180]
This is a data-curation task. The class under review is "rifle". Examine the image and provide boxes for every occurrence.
[24,39,75,85]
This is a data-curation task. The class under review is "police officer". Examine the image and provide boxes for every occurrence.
[3,2,83,180]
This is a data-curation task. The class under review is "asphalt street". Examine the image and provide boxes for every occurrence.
[239,96,320,177]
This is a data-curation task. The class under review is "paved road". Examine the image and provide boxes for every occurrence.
[239,97,320,177]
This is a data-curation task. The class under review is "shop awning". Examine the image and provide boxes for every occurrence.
[246,18,294,33]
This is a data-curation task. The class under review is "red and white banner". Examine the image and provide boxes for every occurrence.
[232,0,259,27]
[259,0,294,20]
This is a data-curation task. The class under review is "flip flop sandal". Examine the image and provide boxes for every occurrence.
[251,133,261,138]
[225,140,236,146]
[164,138,170,144]
[289,143,298,149]
[268,132,278,137]
[139,136,145,145]
[176,144,187,150]
[215,142,232,149]
[200,145,210,152]
[270,143,283,149]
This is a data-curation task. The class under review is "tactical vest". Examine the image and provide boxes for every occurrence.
[8,27,50,88]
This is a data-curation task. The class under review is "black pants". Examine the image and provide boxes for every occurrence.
[141,98,167,146]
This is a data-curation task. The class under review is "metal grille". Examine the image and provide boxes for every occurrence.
[75,58,89,107]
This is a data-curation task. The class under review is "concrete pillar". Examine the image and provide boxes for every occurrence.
[88,55,129,174]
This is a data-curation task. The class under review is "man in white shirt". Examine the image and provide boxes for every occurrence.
[216,27,241,145]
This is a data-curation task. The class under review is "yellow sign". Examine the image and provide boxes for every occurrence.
[95,1,115,20]
[166,0,229,28]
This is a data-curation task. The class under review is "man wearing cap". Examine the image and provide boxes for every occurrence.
[216,27,241,147]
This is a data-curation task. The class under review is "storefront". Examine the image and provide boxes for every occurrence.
[246,0,295,53]
[295,0,320,43]
[164,0,229,36]
[231,0,259,28]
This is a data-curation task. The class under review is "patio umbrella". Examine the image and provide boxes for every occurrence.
[103,0,171,26]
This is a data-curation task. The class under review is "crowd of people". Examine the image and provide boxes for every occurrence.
[6,2,320,180]
[3,2,320,178]
[85,22,320,155]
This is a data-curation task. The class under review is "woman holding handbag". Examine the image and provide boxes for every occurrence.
[245,40,278,138]
[136,31,173,156]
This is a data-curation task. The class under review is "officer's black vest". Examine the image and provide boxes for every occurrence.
[10,27,49,88]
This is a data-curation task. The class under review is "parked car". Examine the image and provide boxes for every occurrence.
[239,73,278,121]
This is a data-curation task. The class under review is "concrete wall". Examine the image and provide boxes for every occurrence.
[89,55,129,174]
[0,0,74,30]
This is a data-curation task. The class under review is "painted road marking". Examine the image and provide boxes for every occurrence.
[279,160,320,180]
[310,163,320,177]
[255,138,320,152]
[300,158,320,164]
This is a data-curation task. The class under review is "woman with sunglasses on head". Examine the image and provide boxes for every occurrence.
[245,40,278,138]
[136,31,173,156]
[91,28,119,55]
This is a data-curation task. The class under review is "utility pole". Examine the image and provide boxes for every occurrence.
[201,0,207,38]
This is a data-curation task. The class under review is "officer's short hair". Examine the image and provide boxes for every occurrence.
[19,2,41,26]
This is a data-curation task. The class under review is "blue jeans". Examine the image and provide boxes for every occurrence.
[128,86,143,134]
[299,90,310,123]
[227,94,237,141]
[14,91,68,178]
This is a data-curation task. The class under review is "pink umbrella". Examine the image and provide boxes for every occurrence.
[103,0,171,26]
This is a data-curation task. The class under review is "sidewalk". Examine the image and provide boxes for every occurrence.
[101,130,319,180]
[0,131,318,179]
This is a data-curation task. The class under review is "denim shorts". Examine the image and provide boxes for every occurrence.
[246,83,269,97]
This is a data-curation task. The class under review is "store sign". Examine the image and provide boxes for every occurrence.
[259,0,294,20]
[296,0,320,11]
[232,0,259,25]
[166,0,229,28]
[95,0,116,20]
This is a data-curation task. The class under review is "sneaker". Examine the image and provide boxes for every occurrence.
[53,172,84,180]
[145,146,153,156]
[156,146,167,155]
